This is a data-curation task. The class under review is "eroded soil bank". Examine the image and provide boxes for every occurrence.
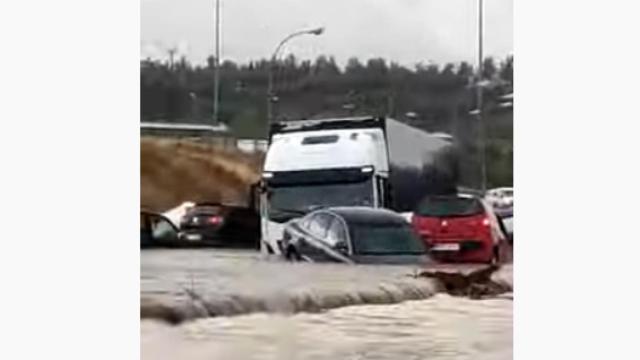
[141,138,262,211]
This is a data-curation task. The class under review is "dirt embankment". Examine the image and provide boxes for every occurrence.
[141,138,263,212]
[418,264,513,299]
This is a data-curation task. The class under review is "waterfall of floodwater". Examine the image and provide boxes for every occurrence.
[141,249,510,323]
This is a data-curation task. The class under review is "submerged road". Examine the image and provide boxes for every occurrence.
[141,249,512,360]
[141,249,511,322]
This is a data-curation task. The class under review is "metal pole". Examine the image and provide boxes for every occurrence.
[190,92,197,120]
[267,28,324,124]
[168,47,177,70]
[477,0,486,192]
[267,54,275,124]
[268,34,297,125]
[213,0,221,125]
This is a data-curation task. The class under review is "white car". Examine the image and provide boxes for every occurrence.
[161,201,196,227]
[485,187,513,209]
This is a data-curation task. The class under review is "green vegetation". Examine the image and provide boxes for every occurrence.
[141,55,513,188]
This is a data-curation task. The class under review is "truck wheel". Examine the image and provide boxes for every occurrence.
[262,241,275,254]
[286,246,301,262]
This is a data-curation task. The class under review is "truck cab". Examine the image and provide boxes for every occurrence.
[260,118,391,254]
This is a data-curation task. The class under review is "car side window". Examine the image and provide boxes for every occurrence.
[325,217,348,247]
[151,215,179,242]
[308,213,332,239]
[298,214,312,229]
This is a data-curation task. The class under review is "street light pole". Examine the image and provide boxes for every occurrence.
[189,92,197,120]
[477,0,486,193]
[213,0,221,125]
[267,27,324,124]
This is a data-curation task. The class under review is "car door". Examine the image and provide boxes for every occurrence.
[141,211,180,247]
[141,212,153,247]
[283,213,312,248]
[297,212,336,261]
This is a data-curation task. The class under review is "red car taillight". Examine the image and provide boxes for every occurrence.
[474,216,491,238]
[208,216,223,225]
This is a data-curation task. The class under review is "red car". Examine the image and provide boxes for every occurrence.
[411,194,509,264]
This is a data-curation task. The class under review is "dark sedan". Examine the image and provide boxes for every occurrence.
[179,202,260,248]
[280,207,430,264]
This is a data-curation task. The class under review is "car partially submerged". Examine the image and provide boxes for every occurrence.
[411,194,510,264]
[494,206,513,244]
[280,207,430,265]
[140,210,181,248]
[178,202,260,248]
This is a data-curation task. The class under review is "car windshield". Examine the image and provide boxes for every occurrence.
[416,196,484,217]
[349,223,426,255]
[269,180,373,213]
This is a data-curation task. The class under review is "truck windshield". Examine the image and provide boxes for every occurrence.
[269,179,373,214]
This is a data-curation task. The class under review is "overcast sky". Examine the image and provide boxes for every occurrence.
[141,0,512,67]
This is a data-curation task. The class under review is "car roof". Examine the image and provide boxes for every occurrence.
[322,207,408,225]
[488,187,513,193]
[425,193,480,200]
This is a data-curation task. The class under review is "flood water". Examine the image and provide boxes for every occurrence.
[141,249,512,360]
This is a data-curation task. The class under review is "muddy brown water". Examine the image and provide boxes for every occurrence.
[141,249,512,359]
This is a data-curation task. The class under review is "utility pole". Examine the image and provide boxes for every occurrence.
[189,92,198,120]
[477,0,486,193]
[213,0,221,125]
[167,47,177,70]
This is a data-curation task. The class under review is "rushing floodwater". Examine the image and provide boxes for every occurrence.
[141,249,512,359]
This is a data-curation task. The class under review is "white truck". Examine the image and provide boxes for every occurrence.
[259,116,460,255]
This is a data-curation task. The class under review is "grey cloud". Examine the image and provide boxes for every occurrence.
[141,0,512,66]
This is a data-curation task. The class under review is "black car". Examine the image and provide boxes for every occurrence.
[140,210,181,248]
[179,202,260,248]
[280,207,430,264]
[494,207,513,245]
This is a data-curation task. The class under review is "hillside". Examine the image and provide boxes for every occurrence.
[140,138,262,212]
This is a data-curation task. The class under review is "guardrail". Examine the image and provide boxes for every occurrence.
[140,122,230,137]
[140,122,267,153]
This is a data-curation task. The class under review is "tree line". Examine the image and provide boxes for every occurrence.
[141,54,513,187]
